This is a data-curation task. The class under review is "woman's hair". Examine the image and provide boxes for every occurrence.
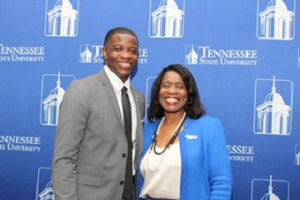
[148,64,206,122]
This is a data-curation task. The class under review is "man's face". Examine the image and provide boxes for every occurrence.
[103,33,139,82]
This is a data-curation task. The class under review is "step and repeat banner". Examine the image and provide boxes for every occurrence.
[0,0,299,199]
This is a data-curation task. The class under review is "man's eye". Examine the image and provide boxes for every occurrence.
[129,48,138,54]
[113,47,122,52]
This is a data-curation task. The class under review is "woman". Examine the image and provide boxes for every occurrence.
[138,64,233,200]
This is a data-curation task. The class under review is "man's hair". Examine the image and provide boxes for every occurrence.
[103,27,139,46]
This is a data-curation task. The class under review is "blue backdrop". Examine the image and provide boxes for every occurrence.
[0,0,299,199]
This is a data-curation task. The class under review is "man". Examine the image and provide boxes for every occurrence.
[53,27,145,200]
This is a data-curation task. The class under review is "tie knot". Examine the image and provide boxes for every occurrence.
[122,86,127,93]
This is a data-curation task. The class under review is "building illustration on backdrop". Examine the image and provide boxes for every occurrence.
[41,72,65,126]
[255,77,292,135]
[296,151,300,165]
[79,44,104,64]
[80,44,93,63]
[260,176,281,200]
[38,180,54,200]
[295,145,300,165]
[149,0,184,38]
[185,45,199,64]
[251,175,289,200]
[36,168,54,200]
[257,0,295,40]
[45,0,79,37]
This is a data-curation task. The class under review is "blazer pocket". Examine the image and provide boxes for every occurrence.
[77,173,107,187]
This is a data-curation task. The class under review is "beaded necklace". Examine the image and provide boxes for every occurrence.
[151,112,187,155]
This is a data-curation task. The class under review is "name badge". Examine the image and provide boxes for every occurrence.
[184,134,198,140]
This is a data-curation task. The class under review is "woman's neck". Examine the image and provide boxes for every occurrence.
[163,111,186,125]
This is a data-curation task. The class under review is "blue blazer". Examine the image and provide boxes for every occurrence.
[138,116,233,200]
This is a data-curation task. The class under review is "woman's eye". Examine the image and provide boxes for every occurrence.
[161,84,170,89]
[177,85,185,90]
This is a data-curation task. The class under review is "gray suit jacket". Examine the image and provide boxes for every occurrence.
[53,70,145,200]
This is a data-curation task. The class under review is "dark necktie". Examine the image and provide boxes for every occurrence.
[121,86,134,200]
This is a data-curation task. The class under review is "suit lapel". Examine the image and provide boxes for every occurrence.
[98,71,124,127]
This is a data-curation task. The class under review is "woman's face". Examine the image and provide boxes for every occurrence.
[159,71,188,114]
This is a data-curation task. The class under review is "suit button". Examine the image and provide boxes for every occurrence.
[120,180,124,185]
[122,153,126,158]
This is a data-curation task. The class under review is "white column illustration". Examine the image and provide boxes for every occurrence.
[80,44,92,63]
[42,72,65,126]
[260,175,280,200]
[296,151,300,165]
[256,77,291,135]
[38,180,54,200]
[186,45,198,64]
[150,0,184,37]
[295,145,300,165]
[258,0,294,40]
[46,0,78,37]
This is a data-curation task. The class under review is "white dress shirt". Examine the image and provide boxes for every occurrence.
[104,65,138,174]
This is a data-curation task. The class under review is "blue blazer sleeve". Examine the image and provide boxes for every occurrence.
[180,116,233,200]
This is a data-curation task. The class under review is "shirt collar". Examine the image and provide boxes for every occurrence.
[104,65,131,91]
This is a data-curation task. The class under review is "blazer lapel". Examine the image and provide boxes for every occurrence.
[98,71,124,127]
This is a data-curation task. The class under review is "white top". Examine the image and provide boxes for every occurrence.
[139,142,181,200]
[104,65,137,174]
